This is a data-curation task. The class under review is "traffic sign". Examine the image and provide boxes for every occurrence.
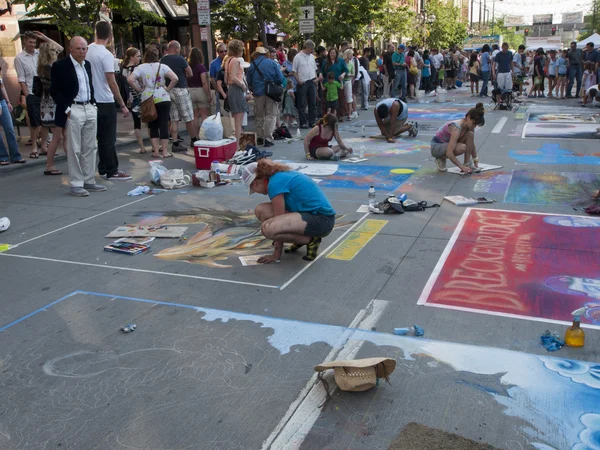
[198,10,210,25]
[299,6,314,20]
[299,19,314,34]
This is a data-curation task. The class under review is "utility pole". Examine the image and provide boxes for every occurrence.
[470,0,474,29]
[491,0,495,35]
[483,0,486,28]
[479,0,482,31]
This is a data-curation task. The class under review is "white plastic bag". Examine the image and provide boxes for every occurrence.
[149,160,167,185]
[160,169,191,189]
[200,113,224,141]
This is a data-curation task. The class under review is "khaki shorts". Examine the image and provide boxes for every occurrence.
[169,87,194,123]
[189,87,210,110]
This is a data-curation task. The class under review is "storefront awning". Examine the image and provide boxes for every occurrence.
[138,0,165,17]
[157,0,189,18]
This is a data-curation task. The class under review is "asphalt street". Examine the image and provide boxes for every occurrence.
[0,87,599,450]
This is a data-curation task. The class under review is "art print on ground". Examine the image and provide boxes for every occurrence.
[418,209,600,327]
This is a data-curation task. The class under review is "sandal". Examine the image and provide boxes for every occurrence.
[26,138,33,146]
[161,152,173,158]
[151,152,161,158]
[0,161,9,166]
[44,169,62,175]
[139,149,147,154]
[29,152,39,159]
[12,159,26,164]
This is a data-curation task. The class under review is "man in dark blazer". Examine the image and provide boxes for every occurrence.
[50,36,105,197]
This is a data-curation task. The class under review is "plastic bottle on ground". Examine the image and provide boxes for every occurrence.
[368,186,376,207]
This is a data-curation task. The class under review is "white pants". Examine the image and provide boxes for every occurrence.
[66,104,98,188]
[383,74,391,97]
[343,81,353,104]
[497,72,513,90]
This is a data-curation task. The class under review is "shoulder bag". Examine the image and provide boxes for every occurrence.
[141,63,162,123]
[252,59,283,103]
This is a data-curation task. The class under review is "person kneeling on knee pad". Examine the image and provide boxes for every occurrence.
[303,113,352,160]
[242,160,336,263]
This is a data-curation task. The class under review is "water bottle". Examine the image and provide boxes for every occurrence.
[368,186,376,207]
[359,146,365,159]
[397,193,407,202]
[296,128,301,139]
[361,125,366,137]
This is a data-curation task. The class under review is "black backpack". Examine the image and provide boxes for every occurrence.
[116,70,129,106]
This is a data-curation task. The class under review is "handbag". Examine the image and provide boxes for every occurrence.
[252,59,283,102]
[141,63,162,123]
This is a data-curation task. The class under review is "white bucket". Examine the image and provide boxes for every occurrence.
[416,90,425,103]
[437,92,447,103]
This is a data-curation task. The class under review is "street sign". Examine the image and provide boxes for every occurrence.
[197,0,209,9]
[299,19,315,34]
[198,10,210,25]
[299,6,314,20]
[201,27,208,41]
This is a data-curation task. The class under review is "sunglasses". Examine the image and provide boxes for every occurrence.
[218,50,226,54]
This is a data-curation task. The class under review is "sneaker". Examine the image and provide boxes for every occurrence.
[465,161,481,173]
[70,187,89,197]
[190,138,198,148]
[83,183,107,192]
[351,111,359,119]
[410,121,419,137]
[107,171,132,180]
[99,174,107,179]
[303,237,322,261]
[256,138,265,145]
[172,142,187,153]
[292,121,298,127]
[435,158,447,172]
[176,134,184,143]
[264,140,274,148]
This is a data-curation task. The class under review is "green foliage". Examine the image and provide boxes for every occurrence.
[211,0,281,43]
[23,0,164,39]
[372,3,415,43]
[276,0,384,46]
[422,0,468,49]
[489,17,525,50]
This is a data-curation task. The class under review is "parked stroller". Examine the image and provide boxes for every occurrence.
[492,87,513,111]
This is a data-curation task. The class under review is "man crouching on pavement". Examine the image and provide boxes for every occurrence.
[374,97,418,143]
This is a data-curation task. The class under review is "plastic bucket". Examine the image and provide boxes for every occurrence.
[416,90,425,103]
[438,92,447,103]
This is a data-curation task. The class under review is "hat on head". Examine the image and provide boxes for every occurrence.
[256,46,268,54]
[241,162,258,195]
[398,44,405,50]
[314,357,396,392]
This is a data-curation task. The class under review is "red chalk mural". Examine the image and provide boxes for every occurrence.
[418,209,600,327]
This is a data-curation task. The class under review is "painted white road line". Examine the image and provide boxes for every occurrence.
[0,253,280,289]
[9,196,153,249]
[262,299,389,450]
[492,116,508,134]
[279,212,370,290]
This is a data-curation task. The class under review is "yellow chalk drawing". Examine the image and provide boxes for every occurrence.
[390,168,416,174]
[327,220,388,261]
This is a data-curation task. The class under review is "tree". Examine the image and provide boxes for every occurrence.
[277,0,384,47]
[420,0,468,49]
[488,17,525,50]
[372,2,415,44]
[23,0,164,39]
[210,0,281,43]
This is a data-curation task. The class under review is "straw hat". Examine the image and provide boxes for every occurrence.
[314,357,396,392]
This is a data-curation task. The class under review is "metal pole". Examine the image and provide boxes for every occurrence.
[470,0,474,29]
[491,0,495,35]
[483,0,486,27]
[479,0,482,30]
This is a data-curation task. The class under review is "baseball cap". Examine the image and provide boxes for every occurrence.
[241,162,258,195]
[398,44,405,50]
[256,46,268,54]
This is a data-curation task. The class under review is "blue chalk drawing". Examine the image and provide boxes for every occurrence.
[317,164,419,190]
[509,143,600,165]
[3,290,600,450]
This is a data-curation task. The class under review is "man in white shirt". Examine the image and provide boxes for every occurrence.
[86,21,131,180]
[14,31,63,157]
[411,46,424,92]
[292,40,319,128]
[430,48,443,87]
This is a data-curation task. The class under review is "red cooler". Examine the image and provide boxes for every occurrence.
[193,138,237,170]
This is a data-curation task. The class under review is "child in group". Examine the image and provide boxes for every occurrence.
[303,113,352,161]
[582,62,597,99]
[468,52,480,96]
[282,79,298,128]
[557,49,568,99]
[437,57,446,89]
[546,50,558,98]
[323,72,341,115]
[421,52,431,93]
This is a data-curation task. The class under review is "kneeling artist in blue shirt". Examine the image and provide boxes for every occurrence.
[242,159,336,263]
